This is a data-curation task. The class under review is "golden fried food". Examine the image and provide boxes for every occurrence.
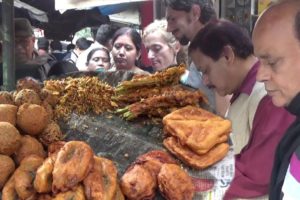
[40,88,60,107]
[0,155,15,189]
[38,194,53,200]
[16,77,42,94]
[34,156,55,193]
[14,135,46,164]
[53,185,86,200]
[0,91,14,105]
[163,137,229,169]
[0,122,22,156]
[14,155,44,200]
[14,89,41,106]
[52,141,94,193]
[163,106,231,154]
[2,174,18,200]
[120,164,156,200]
[157,163,195,200]
[0,104,18,126]
[135,150,177,179]
[17,103,49,136]
[39,121,63,146]
[114,184,125,200]
[47,141,66,157]
[42,101,54,121]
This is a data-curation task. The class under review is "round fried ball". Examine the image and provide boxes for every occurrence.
[0,91,14,105]
[39,121,63,146]
[0,154,15,189]
[0,104,18,126]
[0,122,22,156]
[40,89,60,107]
[16,77,42,94]
[14,89,41,106]
[41,101,54,120]
[17,103,49,136]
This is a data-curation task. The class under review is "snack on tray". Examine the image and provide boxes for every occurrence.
[0,104,18,126]
[0,154,15,189]
[0,121,22,156]
[0,91,14,105]
[14,89,41,106]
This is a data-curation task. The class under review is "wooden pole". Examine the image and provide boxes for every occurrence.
[2,0,15,91]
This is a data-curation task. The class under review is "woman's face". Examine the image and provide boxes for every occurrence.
[112,35,139,70]
[144,32,177,71]
[87,49,110,71]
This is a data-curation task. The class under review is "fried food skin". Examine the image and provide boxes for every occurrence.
[0,155,15,189]
[0,91,14,105]
[39,121,63,146]
[0,122,22,156]
[157,164,195,200]
[16,77,42,94]
[2,174,18,200]
[0,104,18,126]
[120,164,156,200]
[47,141,66,157]
[53,185,86,200]
[14,89,41,106]
[52,141,94,193]
[164,137,229,169]
[34,156,56,193]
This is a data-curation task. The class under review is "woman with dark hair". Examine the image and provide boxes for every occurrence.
[86,47,111,72]
[111,27,149,74]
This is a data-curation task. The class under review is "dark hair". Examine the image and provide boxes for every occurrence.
[112,27,142,53]
[50,40,62,51]
[189,19,253,61]
[67,43,75,51]
[294,11,300,42]
[95,24,118,46]
[48,60,78,77]
[164,0,216,24]
[86,47,110,65]
[75,37,91,51]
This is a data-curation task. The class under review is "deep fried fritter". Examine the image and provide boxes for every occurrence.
[2,174,18,200]
[14,89,41,106]
[120,164,156,200]
[47,141,66,157]
[114,184,125,200]
[0,155,15,189]
[0,91,14,105]
[41,101,54,121]
[52,141,94,193]
[16,77,42,94]
[34,156,56,193]
[163,137,229,169]
[52,184,86,200]
[0,104,18,126]
[14,135,46,164]
[157,163,195,200]
[39,121,63,146]
[14,155,44,200]
[0,122,22,156]
[17,103,49,136]
[40,88,60,107]
[37,194,53,200]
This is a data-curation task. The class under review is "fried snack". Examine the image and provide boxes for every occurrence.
[157,163,195,200]
[2,174,18,200]
[40,88,60,107]
[163,106,231,154]
[120,164,156,200]
[34,156,56,193]
[14,135,46,164]
[14,89,41,106]
[0,91,14,105]
[135,150,177,179]
[115,64,186,93]
[16,77,42,94]
[14,155,44,200]
[114,184,125,200]
[17,103,49,136]
[42,101,54,120]
[0,104,18,126]
[53,184,86,200]
[38,194,53,200]
[0,122,22,156]
[164,137,229,169]
[52,141,94,193]
[0,155,15,189]
[39,121,63,146]
[47,141,66,157]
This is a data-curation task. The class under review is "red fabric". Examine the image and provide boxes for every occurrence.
[224,96,295,199]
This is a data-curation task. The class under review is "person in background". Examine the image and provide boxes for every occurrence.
[189,19,295,200]
[66,43,75,52]
[63,37,91,65]
[37,37,50,56]
[76,24,118,71]
[252,1,300,199]
[50,40,65,61]
[164,0,229,116]
[86,47,111,72]
[111,27,149,75]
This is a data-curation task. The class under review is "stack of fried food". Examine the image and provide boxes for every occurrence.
[115,64,207,120]
[163,106,232,169]
[2,140,124,200]
[120,150,195,200]
[43,76,118,120]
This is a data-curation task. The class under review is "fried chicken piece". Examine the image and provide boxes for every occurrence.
[53,184,86,200]
[39,121,63,146]
[0,155,15,189]
[2,174,18,200]
[120,164,156,200]
[17,103,49,136]
[157,163,195,200]
[0,91,14,105]
[163,137,229,169]
[52,141,94,193]
[34,156,56,193]
[0,122,22,156]
[14,89,41,106]
[0,104,18,126]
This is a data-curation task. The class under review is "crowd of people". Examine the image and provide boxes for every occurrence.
[1,0,300,199]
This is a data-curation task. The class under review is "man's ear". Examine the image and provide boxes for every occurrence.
[191,4,201,22]
[222,45,235,63]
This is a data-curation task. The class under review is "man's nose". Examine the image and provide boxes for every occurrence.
[147,50,155,59]
[202,74,211,86]
[166,23,173,33]
[256,64,270,82]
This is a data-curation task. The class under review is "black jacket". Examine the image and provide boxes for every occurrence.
[269,93,300,200]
